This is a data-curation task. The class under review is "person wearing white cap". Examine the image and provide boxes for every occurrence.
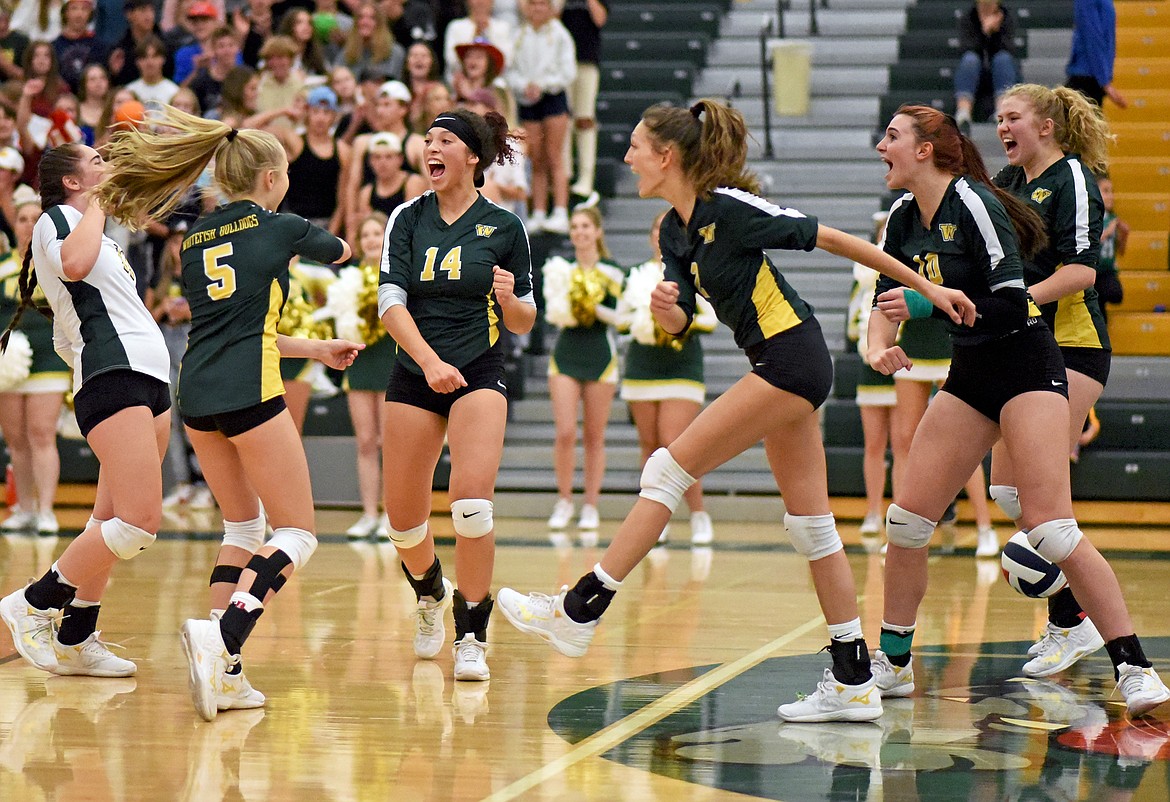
[352,130,426,235]
[0,145,26,242]
[343,79,422,227]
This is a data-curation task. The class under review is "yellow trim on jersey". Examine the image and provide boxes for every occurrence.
[750,259,801,339]
[1054,291,1105,349]
[261,279,285,401]
[486,291,499,347]
[597,354,619,385]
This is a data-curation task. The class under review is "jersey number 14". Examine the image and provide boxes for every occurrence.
[420,246,463,281]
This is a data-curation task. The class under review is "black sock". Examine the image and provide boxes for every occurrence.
[57,603,100,646]
[219,604,261,674]
[452,590,493,641]
[24,566,78,610]
[828,638,872,685]
[401,557,445,601]
[1048,587,1085,628]
[562,572,615,624]
[1105,634,1151,676]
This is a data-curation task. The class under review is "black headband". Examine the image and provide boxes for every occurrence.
[430,114,485,186]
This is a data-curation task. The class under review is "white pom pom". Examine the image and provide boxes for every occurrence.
[0,330,33,391]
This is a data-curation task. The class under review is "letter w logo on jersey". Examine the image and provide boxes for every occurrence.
[939,224,957,242]
[698,223,716,244]
[1031,188,1052,204]
[475,224,497,238]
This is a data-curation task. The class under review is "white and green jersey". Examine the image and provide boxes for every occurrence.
[33,204,169,390]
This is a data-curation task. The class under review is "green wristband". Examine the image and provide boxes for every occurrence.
[904,290,934,320]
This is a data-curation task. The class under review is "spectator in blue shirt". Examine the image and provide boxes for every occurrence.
[1066,0,1128,108]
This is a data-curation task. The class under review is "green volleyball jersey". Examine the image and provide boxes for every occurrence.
[380,192,533,374]
[878,176,1037,346]
[178,200,344,416]
[995,156,1110,350]
[659,187,817,351]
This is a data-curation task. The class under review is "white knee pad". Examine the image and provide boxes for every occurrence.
[784,513,843,561]
[451,498,494,538]
[222,514,266,552]
[100,517,156,560]
[885,504,937,549]
[638,448,696,513]
[989,485,1022,521]
[1027,519,1083,564]
[387,521,428,549]
[266,527,317,571]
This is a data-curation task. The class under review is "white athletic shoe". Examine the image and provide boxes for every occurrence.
[547,498,574,529]
[872,650,915,697]
[527,210,547,234]
[51,631,136,677]
[180,618,229,722]
[776,668,883,723]
[657,523,670,544]
[376,513,390,538]
[1117,663,1170,717]
[858,514,882,536]
[217,668,266,711]
[452,633,490,682]
[690,512,714,545]
[0,586,60,671]
[1,509,38,531]
[35,513,59,535]
[1023,619,1105,677]
[413,577,454,659]
[543,208,570,235]
[577,504,599,530]
[497,586,598,657]
[345,514,379,538]
[975,526,999,558]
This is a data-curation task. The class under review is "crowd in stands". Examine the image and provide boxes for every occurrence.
[0,0,607,265]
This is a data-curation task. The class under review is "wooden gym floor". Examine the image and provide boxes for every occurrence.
[3,505,1170,802]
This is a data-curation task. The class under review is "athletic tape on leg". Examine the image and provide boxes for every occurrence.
[638,447,695,513]
[451,498,493,538]
[989,485,1022,521]
[885,504,937,549]
[1027,519,1083,564]
[784,513,843,560]
[100,517,156,559]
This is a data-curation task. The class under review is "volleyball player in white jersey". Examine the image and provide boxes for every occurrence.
[0,143,172,679]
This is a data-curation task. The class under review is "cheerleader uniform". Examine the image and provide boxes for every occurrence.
[0,250,70,393]
[548,260,624,384]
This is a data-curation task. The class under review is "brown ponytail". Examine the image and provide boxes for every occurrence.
[640,99,761,198]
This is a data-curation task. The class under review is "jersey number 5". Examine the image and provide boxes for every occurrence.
[913,252,943,285]
[420,246,462,281]
[203,243,237,300]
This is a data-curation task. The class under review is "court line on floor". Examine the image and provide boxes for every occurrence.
[479,612,829,802]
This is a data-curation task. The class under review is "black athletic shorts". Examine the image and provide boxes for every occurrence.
[518,91,570,122]
[1060,345,1111,386]
[743,317,833,410]
[74,369,171,438]
[183,396,287,438]
[385,347,507,418]
[942,326,1068,423]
